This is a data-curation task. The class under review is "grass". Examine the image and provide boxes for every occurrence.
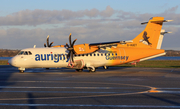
[117,60,180,68]
[1,60,180,68]
[0,60,8,65]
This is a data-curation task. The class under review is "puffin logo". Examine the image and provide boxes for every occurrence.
[139,31,152,45]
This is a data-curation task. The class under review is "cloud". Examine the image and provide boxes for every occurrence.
[100,5,114,17]
[0,6,116,26]
[165,6,178,13]
[0,6,180,50]
[84,8,99,17]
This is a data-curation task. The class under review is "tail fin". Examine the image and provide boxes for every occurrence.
[157,29,172,49]
[132,17,172,49]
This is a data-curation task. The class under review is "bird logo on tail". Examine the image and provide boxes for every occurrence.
[139,31,152,46]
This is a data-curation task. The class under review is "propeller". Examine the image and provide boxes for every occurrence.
[44,35,54,47]
[66,33,77,63]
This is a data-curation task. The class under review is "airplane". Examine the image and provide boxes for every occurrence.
[8,17,172,73]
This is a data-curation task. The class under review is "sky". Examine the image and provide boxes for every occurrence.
[0,0,180,50]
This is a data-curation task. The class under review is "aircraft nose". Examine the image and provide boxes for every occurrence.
[8,57,16,66]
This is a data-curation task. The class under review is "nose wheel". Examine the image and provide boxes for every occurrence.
[18,68,25,73]
[19,70,24,73]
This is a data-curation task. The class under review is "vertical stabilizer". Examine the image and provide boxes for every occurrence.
[132,17,172,49]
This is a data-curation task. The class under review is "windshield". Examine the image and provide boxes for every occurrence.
[18,51,32,55]
[18,51,24,55]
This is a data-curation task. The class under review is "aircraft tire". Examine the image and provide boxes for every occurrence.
[103,66,109,69]
[76,69,83,72]
[89,68,96,72]
[19,70,24,73]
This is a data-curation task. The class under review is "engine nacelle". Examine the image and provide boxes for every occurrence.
[68,60,85,69]
[74,44,98,54]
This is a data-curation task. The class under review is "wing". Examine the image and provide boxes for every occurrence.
[73,40,133,54]
[89,40,133,48]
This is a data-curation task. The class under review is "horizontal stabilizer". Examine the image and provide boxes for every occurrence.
[141,20,173,25]
[140,53,166,61]
[161,31,172,35]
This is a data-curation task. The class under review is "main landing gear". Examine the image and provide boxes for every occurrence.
[87,67,96,72]
[76,67,96,72]
[76,69,83,72]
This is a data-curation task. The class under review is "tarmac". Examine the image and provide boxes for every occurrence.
[0,65,180,109]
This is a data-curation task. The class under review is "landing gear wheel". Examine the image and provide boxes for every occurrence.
[76,69,83,72]
[19,70,24,73]
[103,66,109,69]
[89,68,96,72]
[18,68,25,73]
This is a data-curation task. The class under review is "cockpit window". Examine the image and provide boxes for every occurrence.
[18,51,24,55]
[18,51,32,55]
[28,51,32,55]
[24,51,28,55]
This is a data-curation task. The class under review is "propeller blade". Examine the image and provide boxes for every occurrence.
[72,39,77,47]
[47,35,50,47]
[67,52,70,59]
[49,42,54,47]
[65,43,69,48]
[71,51,74,62]
[44,43,46,47]
[66,33,76,64]
[69,33,72,46]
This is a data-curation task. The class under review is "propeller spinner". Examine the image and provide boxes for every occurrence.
[44,35,54,47]
[66,33,77,63]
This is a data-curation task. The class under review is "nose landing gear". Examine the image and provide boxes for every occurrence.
[18,67,25,73]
